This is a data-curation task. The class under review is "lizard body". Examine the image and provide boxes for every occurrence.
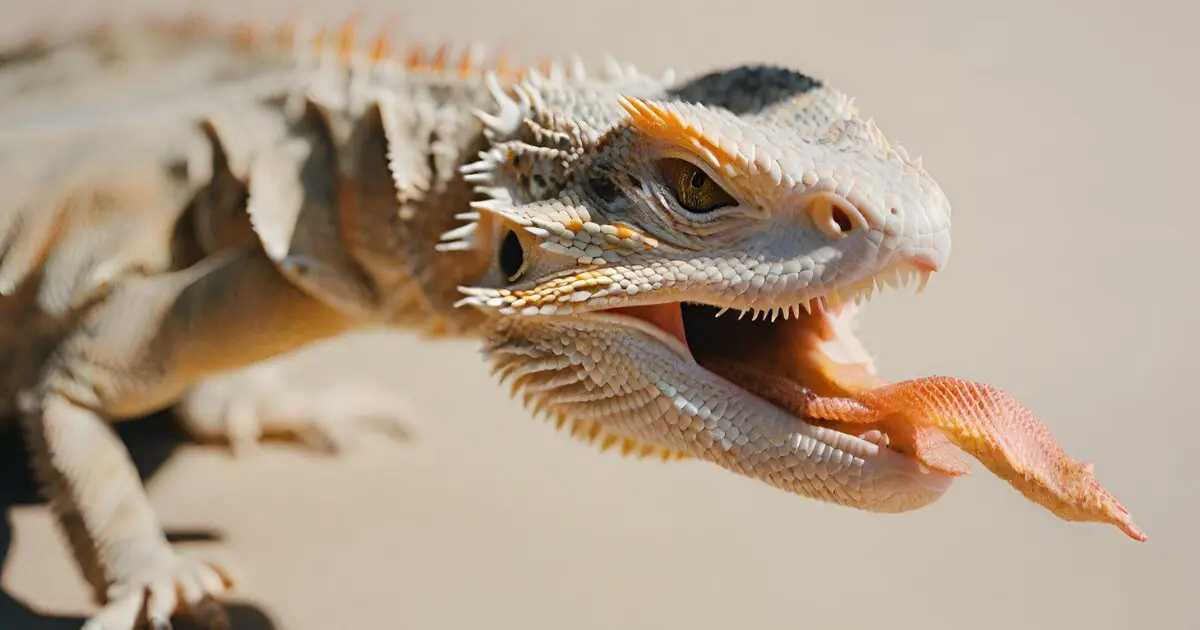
[0,18,1143,630]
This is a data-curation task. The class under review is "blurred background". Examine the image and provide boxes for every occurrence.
[1,0,1196,628]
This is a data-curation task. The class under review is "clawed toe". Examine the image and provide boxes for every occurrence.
[84,558,235,630]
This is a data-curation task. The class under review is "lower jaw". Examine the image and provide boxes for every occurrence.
[600,299,950,475]
[485,305,956,513]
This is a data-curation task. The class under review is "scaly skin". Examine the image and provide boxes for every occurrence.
[798,377,1145,540]
[450,54,1144,531]
[453,63,957,512]
[1,21,496,629]
[0,16,1143,630]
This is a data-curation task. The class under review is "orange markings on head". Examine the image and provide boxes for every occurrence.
[618,97,745,176]
[614,226,639,240]
[617,96,779,208]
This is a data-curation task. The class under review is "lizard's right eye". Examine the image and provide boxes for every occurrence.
[499,229,526,281]
[657,157,738,214]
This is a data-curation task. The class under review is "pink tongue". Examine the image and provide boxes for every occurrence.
[801,376,1146,542]
[606,300,1144,541]
[607,301,972,476]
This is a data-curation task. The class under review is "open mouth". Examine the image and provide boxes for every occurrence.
[601,262,968,474]
[522,257,1149,540]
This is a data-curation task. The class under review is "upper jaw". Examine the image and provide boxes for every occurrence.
[716,259,937,318]
[578,255,938,323]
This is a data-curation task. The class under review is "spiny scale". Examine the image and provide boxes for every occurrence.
[814,263,931,314]
[554,408,687,462]
[486,348,687,461]
[713,264,927,323]
[519,386,687,462]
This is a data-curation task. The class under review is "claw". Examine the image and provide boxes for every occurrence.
[190,597,230,630]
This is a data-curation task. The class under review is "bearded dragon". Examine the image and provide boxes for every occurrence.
[1,17,1143,630]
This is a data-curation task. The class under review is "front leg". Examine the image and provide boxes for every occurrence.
[24,248,353,630]
[25,392,236,630]
[176,332,417,456]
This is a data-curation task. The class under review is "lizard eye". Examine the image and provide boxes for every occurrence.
[499,229,526,280]
[658,157,738,214]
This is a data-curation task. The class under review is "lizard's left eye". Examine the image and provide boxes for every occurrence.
[658,158,738,214]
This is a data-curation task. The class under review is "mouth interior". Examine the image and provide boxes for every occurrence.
[613,299,884,405]
[607,292,967,473]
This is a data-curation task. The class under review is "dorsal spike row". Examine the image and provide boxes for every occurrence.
[216,14,500,80]
[399,42,505,81]
[57,15,666,99]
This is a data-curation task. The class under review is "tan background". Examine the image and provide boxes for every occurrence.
[1,0,1197,628]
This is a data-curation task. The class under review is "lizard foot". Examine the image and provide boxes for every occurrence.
[177,360,418,457]
[83,554,235,630]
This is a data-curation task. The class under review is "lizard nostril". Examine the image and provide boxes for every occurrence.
[808,194,868,237]
[831,207,854,233]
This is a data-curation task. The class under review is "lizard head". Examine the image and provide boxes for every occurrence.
[448,63,956,512]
